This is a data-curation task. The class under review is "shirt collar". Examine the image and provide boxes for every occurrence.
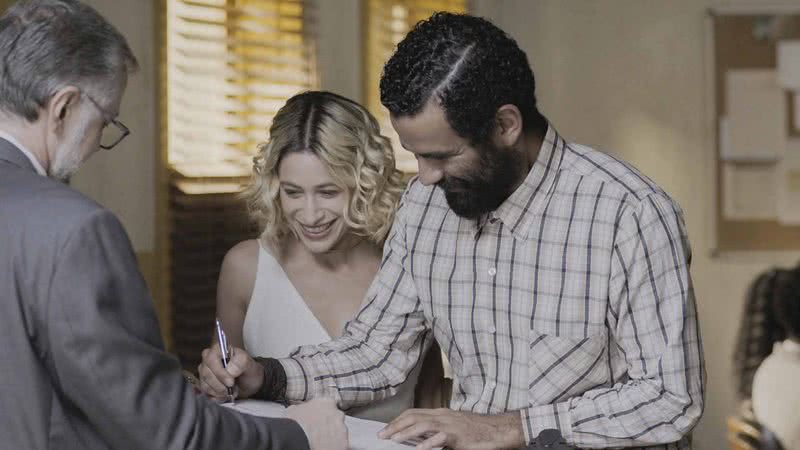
[471,124,566,240]
[0,130,47,176]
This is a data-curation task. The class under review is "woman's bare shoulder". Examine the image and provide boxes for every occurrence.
[224,239,260,270]
[219,239,261,303]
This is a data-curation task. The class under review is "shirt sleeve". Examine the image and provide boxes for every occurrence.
[279,191,432,407]
[520,192,705,448]
[47,209,309,450]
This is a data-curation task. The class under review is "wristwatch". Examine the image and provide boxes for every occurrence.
[523,429,573,449]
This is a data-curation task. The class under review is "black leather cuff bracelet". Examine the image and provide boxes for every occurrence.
[252,357,288,405]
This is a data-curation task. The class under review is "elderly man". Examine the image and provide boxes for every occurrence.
[200,12,705,450]
[0,1,347,449]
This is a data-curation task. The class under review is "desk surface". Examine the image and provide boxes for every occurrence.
[226,400,421,450]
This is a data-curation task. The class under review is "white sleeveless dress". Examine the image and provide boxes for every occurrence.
[242,242,421,422]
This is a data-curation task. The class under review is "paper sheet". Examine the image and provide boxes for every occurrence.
[722,162,778,220]
[723,69,785,161]
[225,400,425,450]
[777,40,800,90]
[777,139,800,225]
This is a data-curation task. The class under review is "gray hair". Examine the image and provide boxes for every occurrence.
[0,0,138,121]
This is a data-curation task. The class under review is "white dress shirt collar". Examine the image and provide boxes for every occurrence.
[0,130,47,176]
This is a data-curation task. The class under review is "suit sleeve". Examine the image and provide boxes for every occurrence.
[46,209,309,450]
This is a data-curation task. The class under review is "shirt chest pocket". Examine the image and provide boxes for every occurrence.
[527,329,608,406]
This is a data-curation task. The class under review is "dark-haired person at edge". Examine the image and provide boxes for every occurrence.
[0,1,345,449]
[747,267,800,449]
[199,12,705,449]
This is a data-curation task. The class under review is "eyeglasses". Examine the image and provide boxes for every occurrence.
[82,93,130,150]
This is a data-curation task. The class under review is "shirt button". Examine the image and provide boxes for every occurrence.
[487,325,496,333]
[488,267,497,276]
[487,381,496,389]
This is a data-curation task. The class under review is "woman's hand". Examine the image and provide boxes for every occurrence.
[197,343,265,400]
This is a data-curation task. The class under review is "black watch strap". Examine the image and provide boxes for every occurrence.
[524,429,572,449]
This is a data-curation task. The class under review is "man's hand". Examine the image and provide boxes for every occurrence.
[287,398,349,450]
[197,343,264,400]
[378,408,525,450]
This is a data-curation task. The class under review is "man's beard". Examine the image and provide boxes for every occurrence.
[49,115,92,183]
[440,143,525,219]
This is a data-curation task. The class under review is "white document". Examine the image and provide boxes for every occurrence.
[226,400,425,450]
[777,40,800,90]
[723,69,786,162]
[777,139,800,225]
[722,162,778,220]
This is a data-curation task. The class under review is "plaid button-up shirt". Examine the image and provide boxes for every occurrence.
[279,126,705,449]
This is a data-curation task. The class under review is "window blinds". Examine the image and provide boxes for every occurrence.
[166,0,316,182]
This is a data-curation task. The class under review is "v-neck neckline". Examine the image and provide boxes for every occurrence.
[258,243,334,340]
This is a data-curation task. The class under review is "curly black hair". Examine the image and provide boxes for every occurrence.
[379,12,547,145]
[774,265,800,338]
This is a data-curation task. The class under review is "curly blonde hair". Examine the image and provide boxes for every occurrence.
[243,91,404,245]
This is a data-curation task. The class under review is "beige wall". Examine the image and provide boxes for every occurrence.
[71,0,157,254]
[475,1,800,448]
[315,0,363,101]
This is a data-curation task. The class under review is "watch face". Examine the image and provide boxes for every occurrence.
[538,429,563,445]
[528,428,569,449]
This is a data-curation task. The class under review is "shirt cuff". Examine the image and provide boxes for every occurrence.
[520,402,573,445]
[279,356,311,402]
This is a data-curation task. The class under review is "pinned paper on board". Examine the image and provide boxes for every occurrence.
[777,40,800,90]
[710,11,800,252]
[779,40,800,135]
[722,162,779,221]
[722,69,785,162]
[777,139,800,225]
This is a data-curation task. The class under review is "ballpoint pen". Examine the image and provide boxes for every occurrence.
[215,318,236,404]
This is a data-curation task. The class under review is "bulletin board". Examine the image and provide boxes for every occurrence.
[710,8,800,251]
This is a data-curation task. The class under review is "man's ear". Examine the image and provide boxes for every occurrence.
[46,86,81,134]
[492,104,523,148]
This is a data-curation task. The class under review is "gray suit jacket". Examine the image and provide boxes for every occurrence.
[0,138,310,450]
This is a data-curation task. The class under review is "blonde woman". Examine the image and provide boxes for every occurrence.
[205,91,421,422]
